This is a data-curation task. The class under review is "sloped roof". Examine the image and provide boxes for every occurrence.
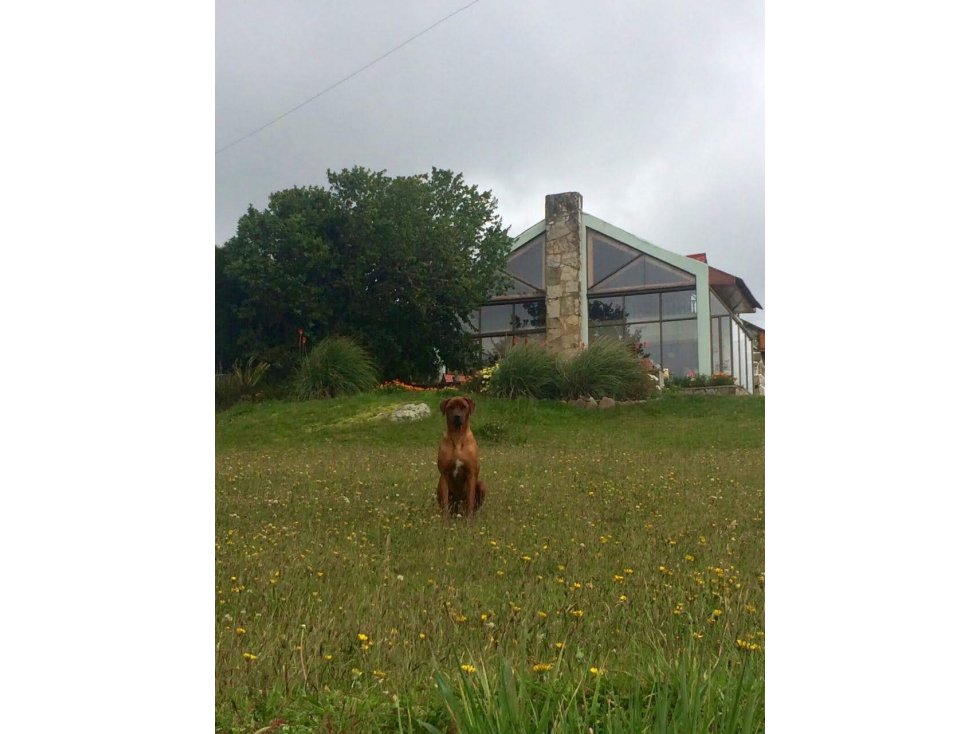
[688,253,763,313]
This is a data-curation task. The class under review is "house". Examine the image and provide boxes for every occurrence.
[467,192,763,394]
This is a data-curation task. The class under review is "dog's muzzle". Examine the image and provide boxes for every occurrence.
[452,415,463,427]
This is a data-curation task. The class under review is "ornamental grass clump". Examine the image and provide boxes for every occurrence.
[558,338,653,401]
[486,343,561,399]
[216,356,271,411]
[295,336,379,399]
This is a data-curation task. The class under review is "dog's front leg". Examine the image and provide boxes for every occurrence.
[437,474,451,519]
[464,474,477,517]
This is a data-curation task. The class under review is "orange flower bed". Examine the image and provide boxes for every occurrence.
[379,379,441,392]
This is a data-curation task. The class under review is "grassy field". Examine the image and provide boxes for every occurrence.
[215,391,765,733]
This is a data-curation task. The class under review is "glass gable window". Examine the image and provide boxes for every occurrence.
[587,231,694,293]
[506,236,544,290]
[589,234,638,286]
[499,274,540,297]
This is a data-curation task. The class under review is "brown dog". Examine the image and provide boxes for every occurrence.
[437,396,487,517]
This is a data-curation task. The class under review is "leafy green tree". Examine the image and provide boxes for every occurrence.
[217,167,512,380]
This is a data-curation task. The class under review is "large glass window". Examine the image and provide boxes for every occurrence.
[480,303,514,333]
[478,300,545,334]
[661,320,698,377]
[588,297,625,324]
[584,231,702,373]
[514,301,545,330]
[661,290,697,319]
[710,291,728,316]
[628,321,660,361]
[719,316,731,374]
[588,324,626,343]
[624,292,659,322]
[731,320,741,383]
[711,320,721,374]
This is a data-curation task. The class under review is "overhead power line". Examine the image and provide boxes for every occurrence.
[216,0,481,155]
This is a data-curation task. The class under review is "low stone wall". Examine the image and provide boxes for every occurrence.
[679,385,749,396]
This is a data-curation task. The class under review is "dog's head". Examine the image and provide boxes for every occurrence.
[440,396,475,430]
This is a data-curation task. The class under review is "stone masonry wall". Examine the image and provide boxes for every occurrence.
[544,192,584,357]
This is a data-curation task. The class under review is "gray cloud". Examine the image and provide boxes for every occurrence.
[217,0,764,326]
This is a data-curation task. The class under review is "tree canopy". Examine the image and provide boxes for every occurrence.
[216,167,512,381]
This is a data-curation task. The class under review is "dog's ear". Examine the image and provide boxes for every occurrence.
[439,398,450,414]
[465,397,475,414]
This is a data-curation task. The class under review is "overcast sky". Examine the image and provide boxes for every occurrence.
[216,0,764,326]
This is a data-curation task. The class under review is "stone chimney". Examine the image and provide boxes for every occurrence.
[544,192,584,356]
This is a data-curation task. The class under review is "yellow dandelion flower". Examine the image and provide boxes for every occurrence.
[589,666,605,676]
[418,632,427,640]
[693,631,704,639]
[570,609,584,618]
[460,664,477,674]
[235,627,246,636]
[684,554,695,562]
[323,654,333,661]
[555,642,565,650]
[373,670,387,679]
[351,667,362,678]
[619,595,628,602]
[242,652,257,661]
[357,633,369,642]
[537,611,548,619]
[612,574,624,582]
[532,663,553,673]
[572,581,582,590]
[521,555,532,561]
[624,568,634,575]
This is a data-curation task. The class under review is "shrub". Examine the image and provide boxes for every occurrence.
[558,338,653,400]
[295,336,379,400]
[215,356,270,411]
[486,343,561,399]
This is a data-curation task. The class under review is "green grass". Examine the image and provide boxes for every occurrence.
[216,391,764,733]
